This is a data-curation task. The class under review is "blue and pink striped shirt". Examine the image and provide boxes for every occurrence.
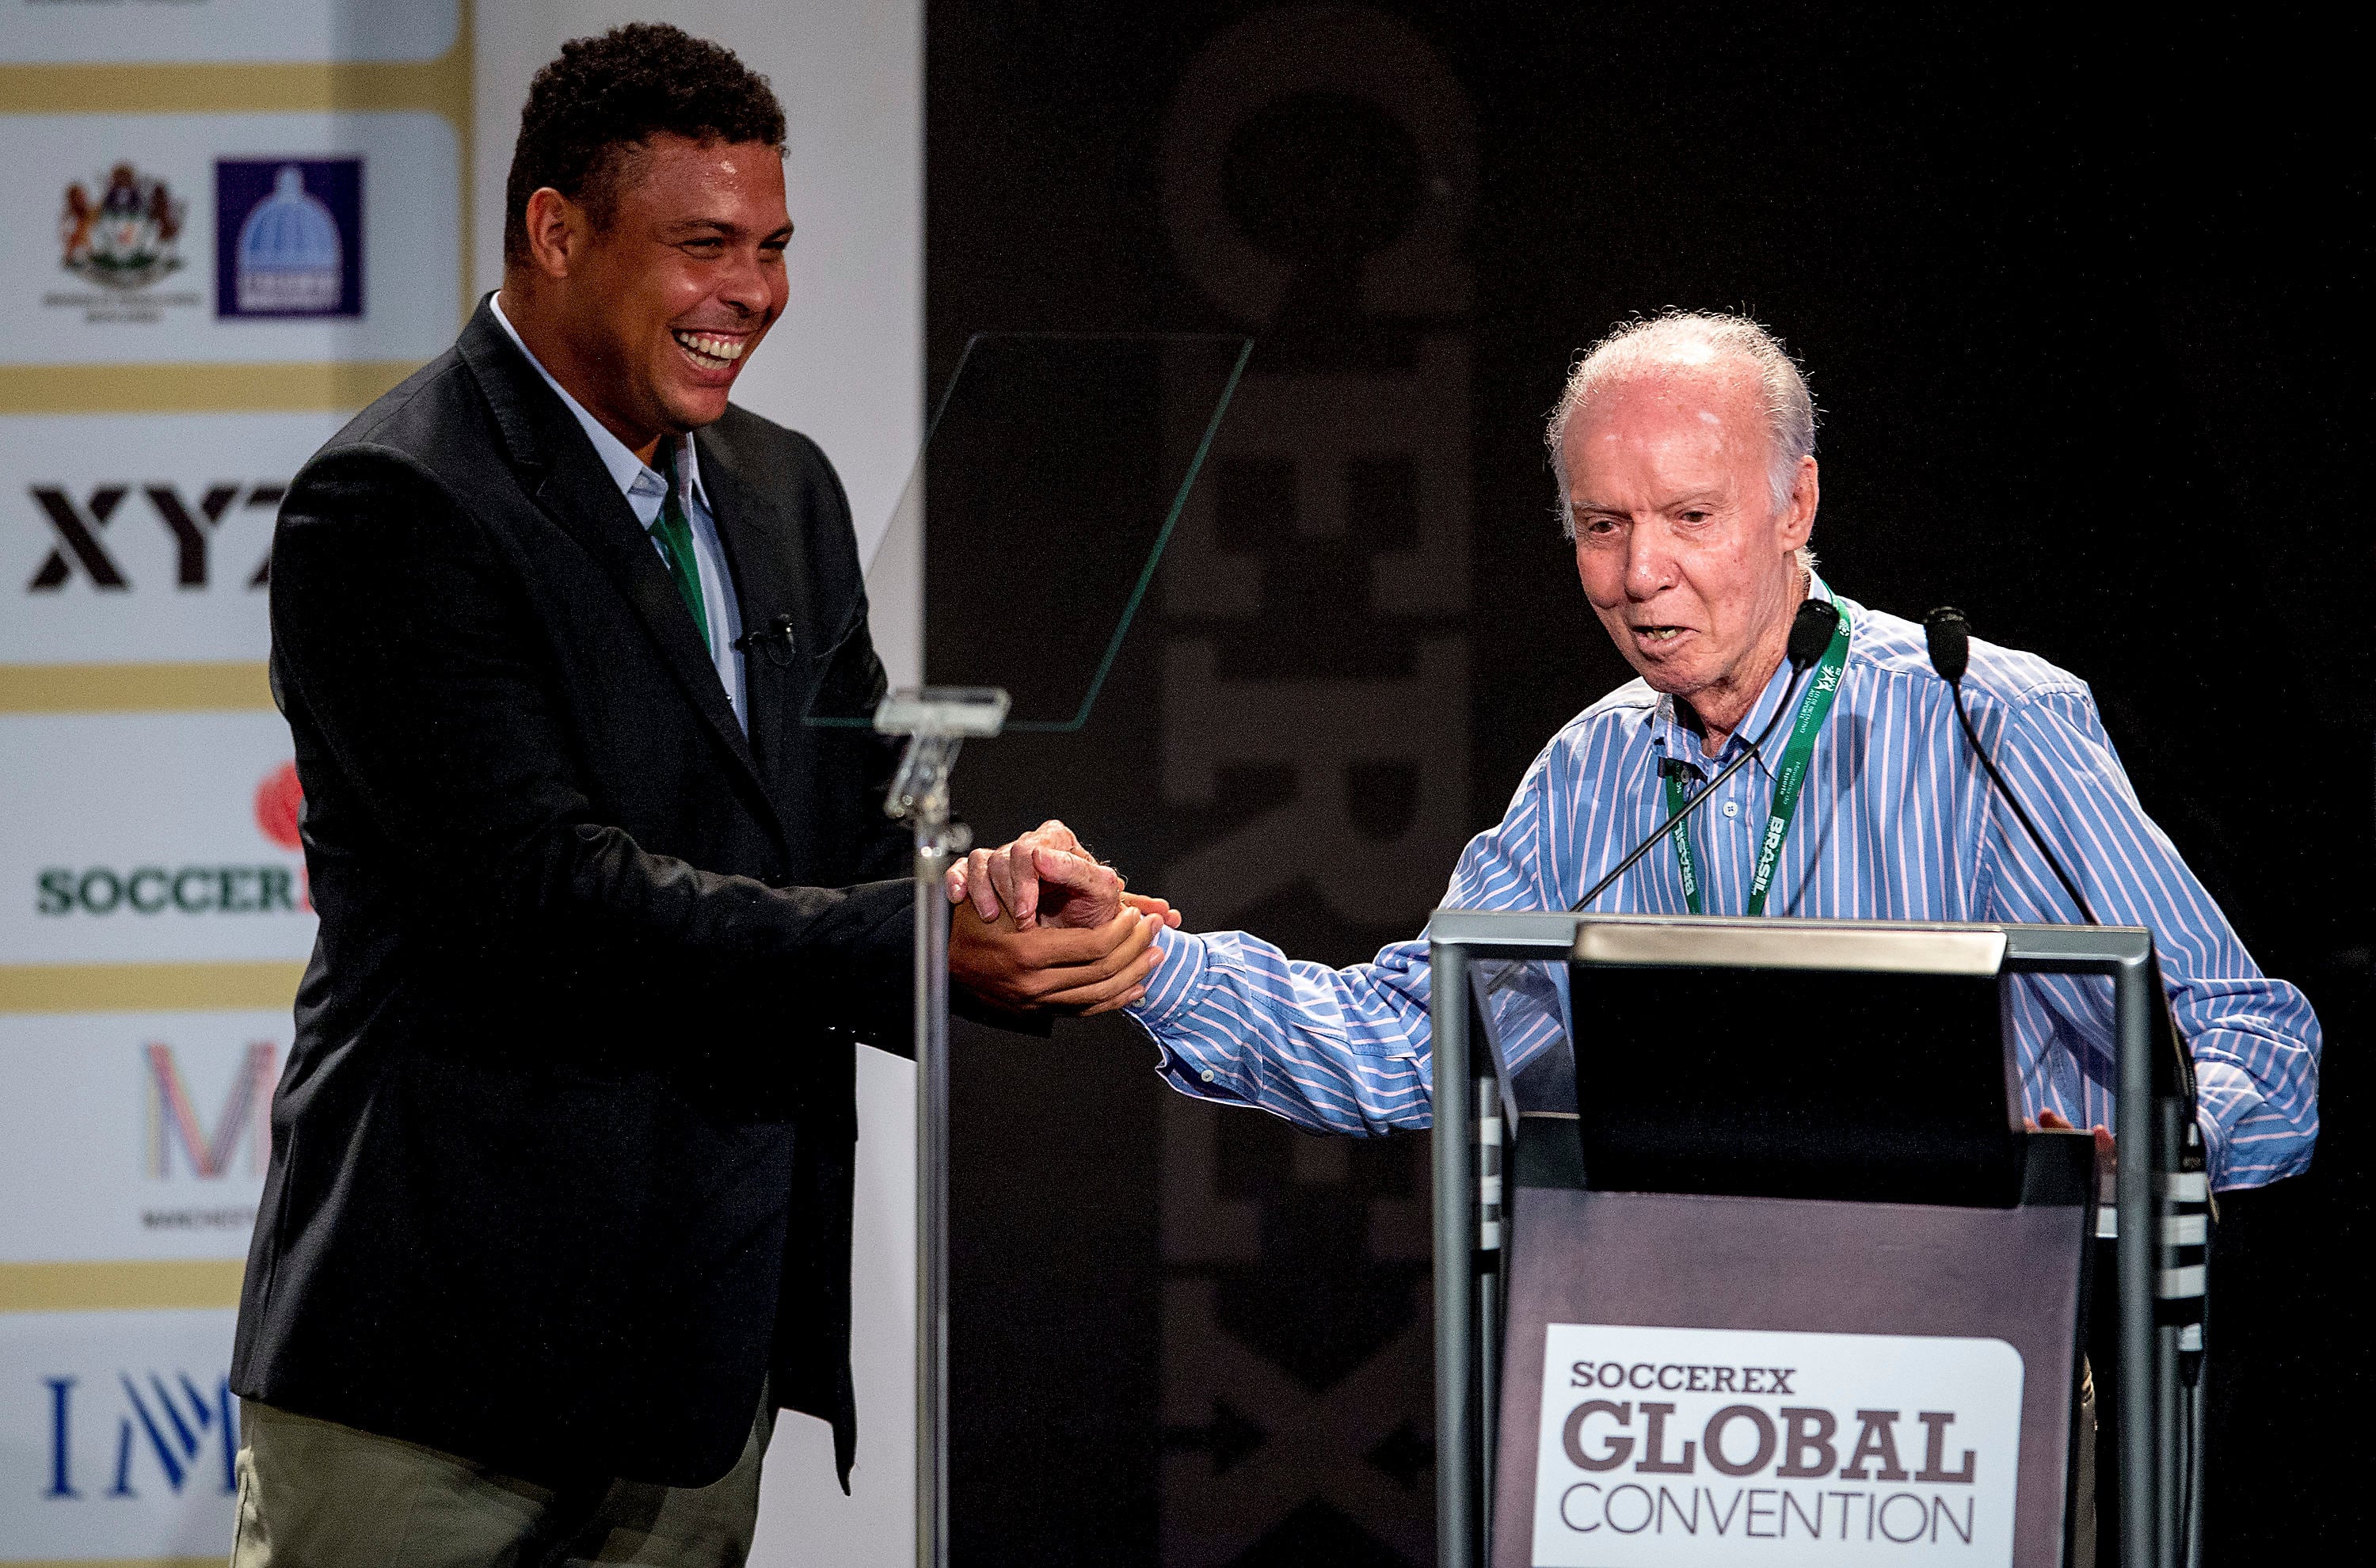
[1125,583,2320,1189]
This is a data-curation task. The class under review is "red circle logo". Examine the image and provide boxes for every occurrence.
[255,761,303,851]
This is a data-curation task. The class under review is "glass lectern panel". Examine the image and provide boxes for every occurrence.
[806,332,1251,729]
[1469,958,1575,1119]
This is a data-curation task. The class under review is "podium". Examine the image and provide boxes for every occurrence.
[1424,913,2207,1568]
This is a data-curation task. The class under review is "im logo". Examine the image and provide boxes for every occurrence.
[42,1372,238,1501]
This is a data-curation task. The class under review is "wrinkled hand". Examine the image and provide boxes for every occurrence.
[948,896,1165,1016]
[946,819,1182,932]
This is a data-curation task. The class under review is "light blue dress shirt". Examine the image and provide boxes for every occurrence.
[490,294,747,731]
[1124,579,2321,1190]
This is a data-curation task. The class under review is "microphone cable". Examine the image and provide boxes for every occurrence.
[1572,599,1842,913]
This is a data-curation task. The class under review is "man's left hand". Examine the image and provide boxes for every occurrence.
[946,819,1183,932]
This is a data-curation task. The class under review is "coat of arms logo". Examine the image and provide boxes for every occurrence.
[59,163,186,291]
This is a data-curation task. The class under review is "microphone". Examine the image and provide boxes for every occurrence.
[1921,607,2094,923]
[732,612,798,665]
[1929,607,2211,1414]
[1572,599,1841,912]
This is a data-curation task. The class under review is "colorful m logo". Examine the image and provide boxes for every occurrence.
[144,1041,275,1178]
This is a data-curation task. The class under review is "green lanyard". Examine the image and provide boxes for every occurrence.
[1659,604,1852,916]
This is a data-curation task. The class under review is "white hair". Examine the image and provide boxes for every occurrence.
[1545,311,1818,562]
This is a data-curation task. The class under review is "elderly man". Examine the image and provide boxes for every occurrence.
[957,310,2318,1190]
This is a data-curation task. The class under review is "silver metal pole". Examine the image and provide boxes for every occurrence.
[1476,1074,1502,1560]
[2155,1100,2183,1568]
[875,688,1003,1568]
[1430,943,1475,1568]
[914,838,954,1568]
[2112,953,2157,1568]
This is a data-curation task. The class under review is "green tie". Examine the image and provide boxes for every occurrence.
[649,441,711,649]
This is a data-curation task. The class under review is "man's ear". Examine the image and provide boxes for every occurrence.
[520,186,584,280]
[1776,455,1819,551]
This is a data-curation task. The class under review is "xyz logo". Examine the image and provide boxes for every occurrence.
[42,1372,238,1500]
[26,481,284,591]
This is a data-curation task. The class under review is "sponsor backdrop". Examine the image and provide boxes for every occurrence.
[0,3,920,1564]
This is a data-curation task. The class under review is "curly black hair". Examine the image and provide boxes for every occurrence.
[503,22,786,266]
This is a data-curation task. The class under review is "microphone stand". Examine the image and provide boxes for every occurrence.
[877,686,1009,1568]
[1942,680,2097,923]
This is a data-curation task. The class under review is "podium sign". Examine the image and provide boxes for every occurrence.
[1528,1323,2024,1563]
[1497,1185,2085,1567]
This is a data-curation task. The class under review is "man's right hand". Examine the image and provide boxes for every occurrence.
[947,891,1165,1016]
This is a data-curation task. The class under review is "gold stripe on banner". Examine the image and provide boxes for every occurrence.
[0,59,468,117]
[0,662,275,714]
[0,1260,244,1315]
[0,962,305,1015]
[0,360,420,417]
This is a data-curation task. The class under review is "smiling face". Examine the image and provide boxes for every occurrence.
[504,133,790,459]
[1563,364,1818,743]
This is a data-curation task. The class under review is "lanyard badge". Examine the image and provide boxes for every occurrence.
[1659,603,1852,917]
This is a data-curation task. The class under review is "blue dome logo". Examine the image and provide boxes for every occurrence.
[237,166,341,312]
[215,158,364,320]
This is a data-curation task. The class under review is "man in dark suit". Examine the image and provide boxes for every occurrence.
[229,25,1167,1563]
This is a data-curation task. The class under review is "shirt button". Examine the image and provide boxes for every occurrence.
[1722,801,1740,818]
[1200,1069,1216,1083]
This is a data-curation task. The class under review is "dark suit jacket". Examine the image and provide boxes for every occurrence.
[232,298,914,1489]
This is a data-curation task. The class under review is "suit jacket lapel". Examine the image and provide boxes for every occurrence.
[455,302,790,855]
[695,429,817,801]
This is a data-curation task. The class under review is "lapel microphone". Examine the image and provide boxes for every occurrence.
[1571,598,1841,912]
[731,612,798,665]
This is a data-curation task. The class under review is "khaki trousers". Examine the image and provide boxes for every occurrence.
[228,1394,775,1568]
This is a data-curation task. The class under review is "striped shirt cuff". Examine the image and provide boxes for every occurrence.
[1125,926,1247,1104]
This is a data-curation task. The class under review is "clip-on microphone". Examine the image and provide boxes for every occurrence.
[1571,598,1841,912]
[731,612,799,665]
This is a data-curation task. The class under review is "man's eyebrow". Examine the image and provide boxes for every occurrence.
[660,218,794,241]
[1568,491,1727,516]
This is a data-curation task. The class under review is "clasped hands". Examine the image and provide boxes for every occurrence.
[944,820,1180,1017]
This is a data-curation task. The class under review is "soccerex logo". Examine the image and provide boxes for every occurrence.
[35,762,307,919]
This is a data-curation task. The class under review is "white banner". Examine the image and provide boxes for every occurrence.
[0,1308,241,1561]
[1532,1323,2024,1566]
[2,410,348,665]
[0,0,459,65]
[0,712,314,965]
[0,111,458,367]
[0,1012,281,1265]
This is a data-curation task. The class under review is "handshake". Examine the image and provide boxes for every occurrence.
[942,820,1182,1018]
